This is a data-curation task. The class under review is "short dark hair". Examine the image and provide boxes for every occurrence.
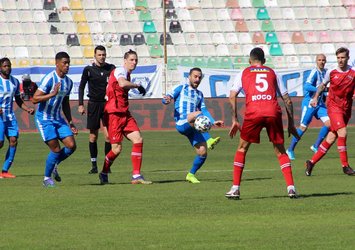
[250,47,265,64]
[0,57,11,66]
[124,49,137,59]
[189,67,202,75]
[94,45,106,54]
[55,51,70,61]
[335,47,349,57]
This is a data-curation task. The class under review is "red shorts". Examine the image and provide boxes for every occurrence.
[240,115,284,144]
[104,112,140,144]
[328,111,350,132]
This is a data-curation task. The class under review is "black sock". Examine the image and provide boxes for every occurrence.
[105,141,111,155]
[89,141,98,167]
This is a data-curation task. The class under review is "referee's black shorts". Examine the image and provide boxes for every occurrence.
[87,101,106,130]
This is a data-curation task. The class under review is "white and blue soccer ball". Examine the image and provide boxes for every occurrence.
[194,115,212,133]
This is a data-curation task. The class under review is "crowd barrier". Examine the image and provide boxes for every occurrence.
[14,97,355,132]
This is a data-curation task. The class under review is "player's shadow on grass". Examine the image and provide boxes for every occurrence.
[206,177,272,183]
[253,191,353,200]
[153,179,189,184]
[298,191,353,198]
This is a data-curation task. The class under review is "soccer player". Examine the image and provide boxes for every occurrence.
[225,48,300,199]
[0,57,35,178]
[305,47,355,176]
[78,45,115,174]
[162,67,224,184]
[32,52,78,187]
[99,49,151,185]
[286,54,330,160]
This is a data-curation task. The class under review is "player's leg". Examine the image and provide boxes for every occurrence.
[267,116,297,198]
[225,138,251,199]
[336,113,354,175]
[311,108,330,153]
[125,116,152,184]
[43,139,62,187]
[1,121,19,178]
[1,136,18,178]
[305,130,336,176]
[88,129,99,174]
[99,113,122,184]
[287,105,313,160]
[226,118,261,199]
[87,101,101,174]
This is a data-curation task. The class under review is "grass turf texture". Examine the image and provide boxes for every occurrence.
[0,128,354,249]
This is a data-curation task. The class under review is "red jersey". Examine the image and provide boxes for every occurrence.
[323,66,355,114]
[105,67,131,114]
[231,65,287,119]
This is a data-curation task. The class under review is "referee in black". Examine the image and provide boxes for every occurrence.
[78,45,115,174]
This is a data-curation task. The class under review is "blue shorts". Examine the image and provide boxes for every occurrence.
[176,122,205,146]
[0,119,19,141]
[35,117,73,142]
[300,102,329,127]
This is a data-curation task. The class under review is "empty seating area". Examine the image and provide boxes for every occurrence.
[0,0,354,86]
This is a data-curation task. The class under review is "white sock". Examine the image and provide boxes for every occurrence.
[44,176,51,181]
[132,174,141,178]
[231,185,240,191]
[287,185,295,192]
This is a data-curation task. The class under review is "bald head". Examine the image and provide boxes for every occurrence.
[315,54,326,70]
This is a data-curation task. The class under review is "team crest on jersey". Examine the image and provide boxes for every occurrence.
[129,77,152,98]
[250,68,270,72]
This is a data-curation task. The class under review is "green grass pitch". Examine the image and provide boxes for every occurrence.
[0,128,354,249]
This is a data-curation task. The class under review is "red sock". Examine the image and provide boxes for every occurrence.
[311,140,331,164]
[102,150,118,173]
[279,154,294,186]
[337,136,348,167]
[233,151,245,186]
[131,143,143,175]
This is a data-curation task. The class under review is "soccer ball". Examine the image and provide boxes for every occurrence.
[194,115,212,133]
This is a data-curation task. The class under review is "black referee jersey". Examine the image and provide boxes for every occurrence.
[78,63,116,105]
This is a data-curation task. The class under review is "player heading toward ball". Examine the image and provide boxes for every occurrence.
[162,67,224,183]
[225,47,300,199]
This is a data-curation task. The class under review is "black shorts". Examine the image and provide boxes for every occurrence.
[87,101,106,130]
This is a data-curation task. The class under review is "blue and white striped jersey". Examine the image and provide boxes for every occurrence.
[0,75,20,122]
[304,67,327,105]
[166,83,215,126]
[36,70,73,121]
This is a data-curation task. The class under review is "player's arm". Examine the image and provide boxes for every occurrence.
[228,89,241,138]
[228,74,243,138]
[117,76,146,95]
[304,70,318,93]
[276,78,300,139]
[310,69,330,107]
[62,96,78,135]
[78,67,89,115]
[32,82,61,104]
[14,95,35,115]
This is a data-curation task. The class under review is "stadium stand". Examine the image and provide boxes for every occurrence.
[0,0,353,89]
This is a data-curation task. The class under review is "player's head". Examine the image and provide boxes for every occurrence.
[335,47,349,69]
[0,57,12,78]
[249,48,266,65]
[55,52,70,76]
[315,54,326,70]
[123,49,138,72]
[188,67,203,89]
[94,45,107,66]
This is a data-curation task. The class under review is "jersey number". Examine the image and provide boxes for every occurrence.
[255,74,268,92]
